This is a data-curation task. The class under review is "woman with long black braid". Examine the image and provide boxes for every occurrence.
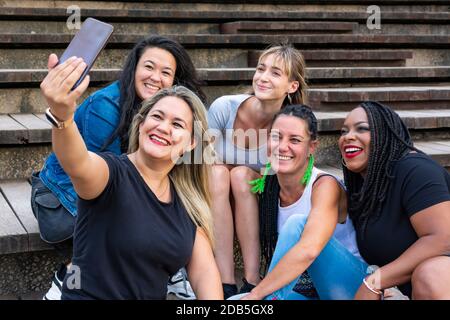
[239,105,367,300]
[340,101,450,299]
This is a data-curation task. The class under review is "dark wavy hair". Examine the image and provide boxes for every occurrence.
[102,35,206,152]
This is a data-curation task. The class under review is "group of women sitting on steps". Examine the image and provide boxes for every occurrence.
[32,35,450,300]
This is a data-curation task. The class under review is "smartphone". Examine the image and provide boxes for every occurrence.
[59,17,114,89]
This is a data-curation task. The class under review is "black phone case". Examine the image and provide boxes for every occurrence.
[59,18,114,89]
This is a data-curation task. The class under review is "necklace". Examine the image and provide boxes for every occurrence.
[152,179,170,200]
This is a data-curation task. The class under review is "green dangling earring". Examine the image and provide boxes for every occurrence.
[248,162,271,194]
[301,154,314,186]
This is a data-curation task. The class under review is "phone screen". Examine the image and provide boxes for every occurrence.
[59,18,114,89]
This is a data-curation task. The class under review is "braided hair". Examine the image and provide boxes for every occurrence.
[343,101,423,237]
[259,104,318,271]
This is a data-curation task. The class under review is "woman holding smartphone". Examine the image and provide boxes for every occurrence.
[39,55,222,299]
[31,36,204,300]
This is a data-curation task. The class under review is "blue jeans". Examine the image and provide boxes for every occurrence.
[265,214,369,300]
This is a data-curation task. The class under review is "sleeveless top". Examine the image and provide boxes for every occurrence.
[278,167,362,260]
[277,167,363,298]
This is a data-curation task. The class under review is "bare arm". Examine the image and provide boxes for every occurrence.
[355,201,450,299]
[245,176,341,300]
[40,54,109,200]
[186,228,224,300]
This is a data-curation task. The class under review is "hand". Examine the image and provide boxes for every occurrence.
[383,287,409,300]
[354,282,382,300]
[240,290,262,300]
[40,54,90,121]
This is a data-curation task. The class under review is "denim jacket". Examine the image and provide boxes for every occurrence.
[39,81,122,216]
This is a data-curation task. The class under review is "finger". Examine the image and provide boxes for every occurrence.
[41,55,74,94]
[63,60,87,89]
[52,57,84,89]
[383,289,393,298]
[46,56,78,86]
[69,74,90,101]
[47,53,59,70]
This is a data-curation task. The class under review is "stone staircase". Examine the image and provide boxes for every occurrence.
[0,0,449,298]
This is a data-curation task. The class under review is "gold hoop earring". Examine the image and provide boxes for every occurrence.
[341,158,347,168]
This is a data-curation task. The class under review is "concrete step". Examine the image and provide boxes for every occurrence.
[2,33,450,51]
[3,66,449,87]
[3,0,449,12]
[309,86,450,111]
[0,47,447,69]
[0,179,52,255]
[219,20,450,35]
[0,20,219,35]
[249,50,414,67]
[1,34,448,71]
[220,21,358,34]
[5,20,449,37]
[1,7,449,24]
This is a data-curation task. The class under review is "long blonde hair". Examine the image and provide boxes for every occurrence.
[128,86,215,246]
[252,44,308,105]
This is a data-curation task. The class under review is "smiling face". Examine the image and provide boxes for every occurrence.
[138,96,195,163]
[338,107,371,176]
[268,114,316,176]
[253,53,299,104]
[134,47,177,100]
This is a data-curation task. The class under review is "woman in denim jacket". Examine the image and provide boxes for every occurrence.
[31,35,205,299]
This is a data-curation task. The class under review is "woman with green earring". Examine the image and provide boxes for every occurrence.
[239,104,366,300]
[207,44,307,299]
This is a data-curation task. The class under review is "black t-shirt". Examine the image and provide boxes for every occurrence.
[355,153,450,297]
[61,153,197,300]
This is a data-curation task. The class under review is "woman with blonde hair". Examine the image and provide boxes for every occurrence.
[40,54,222,299]
[207,44,308,298]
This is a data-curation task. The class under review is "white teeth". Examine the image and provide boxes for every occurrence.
[277,155,293,160]
[345,147,362,153]
[150,135,169,145]
[144,83,159,90]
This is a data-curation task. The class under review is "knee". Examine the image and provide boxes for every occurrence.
[210,165,231,196]
[411,256,449,299]
[230,166,257,194]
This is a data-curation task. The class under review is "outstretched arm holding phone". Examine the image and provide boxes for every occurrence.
[41,54,109,201]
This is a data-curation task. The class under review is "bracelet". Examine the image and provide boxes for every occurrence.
[45,107,74,130]
[363,277,383,295]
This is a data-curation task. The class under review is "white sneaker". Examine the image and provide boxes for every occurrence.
[43,264,66,300]
[167,268,196,300]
